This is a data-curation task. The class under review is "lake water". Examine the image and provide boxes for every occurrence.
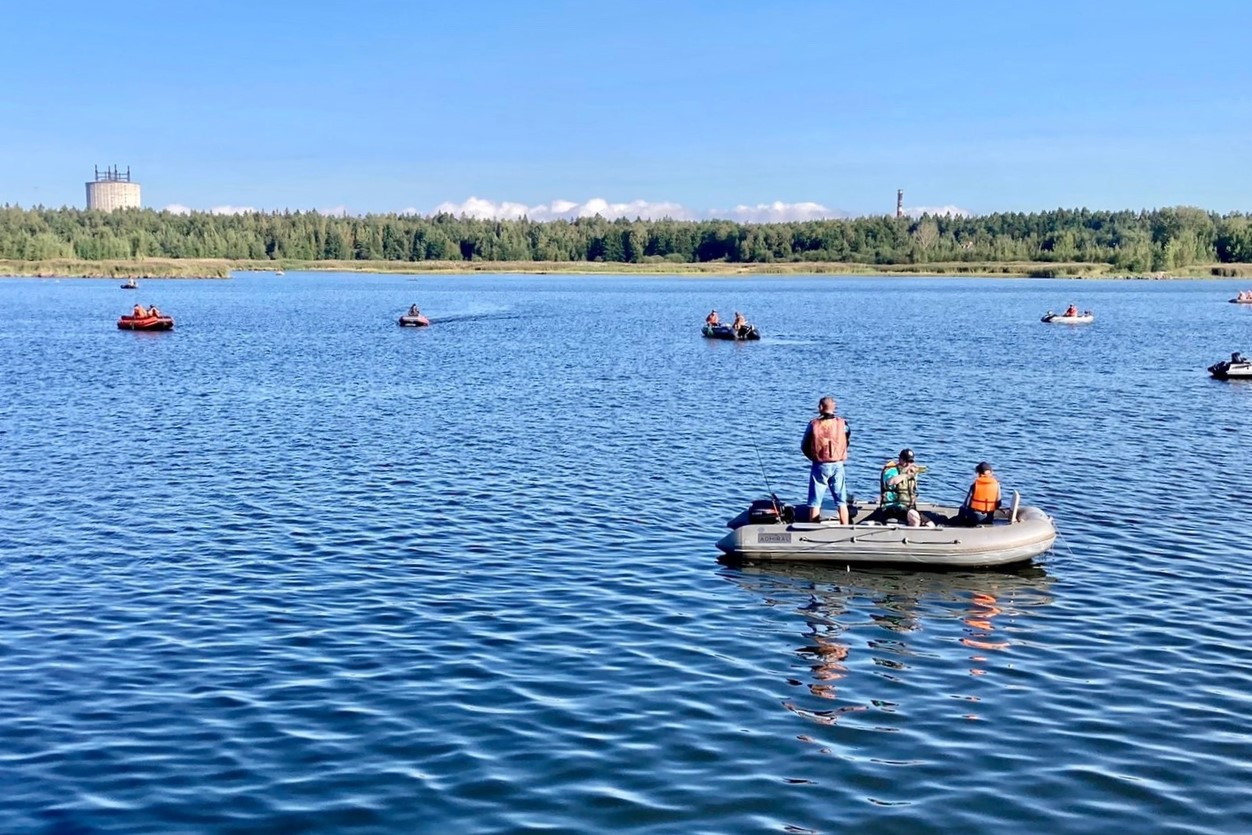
[2,272,1251,834]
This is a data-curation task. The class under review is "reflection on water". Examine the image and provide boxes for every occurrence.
[723,564,1055,728]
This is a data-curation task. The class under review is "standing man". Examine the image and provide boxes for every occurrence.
[801,396,850,523]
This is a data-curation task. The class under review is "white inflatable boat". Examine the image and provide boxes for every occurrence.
[1209,355,1252,380]
[1041,312,1094,324]
[718,494,1057,568]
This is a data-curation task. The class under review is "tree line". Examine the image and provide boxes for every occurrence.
[3,205,1252,271]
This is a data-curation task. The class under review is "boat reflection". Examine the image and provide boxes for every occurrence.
[721,562,1055,726]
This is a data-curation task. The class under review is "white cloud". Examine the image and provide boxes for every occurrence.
[432,196,693,221]
[905,205,971,218]
[713,201,851,223]
[427,196,855,222]
[163,198,974,222]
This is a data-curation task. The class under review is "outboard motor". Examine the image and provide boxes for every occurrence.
[748,498,781,524]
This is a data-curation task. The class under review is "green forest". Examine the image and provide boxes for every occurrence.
[3,205,1252,272]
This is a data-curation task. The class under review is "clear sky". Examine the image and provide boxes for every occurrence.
[3,0,1250,219]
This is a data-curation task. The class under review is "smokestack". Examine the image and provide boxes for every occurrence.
[896,189,904,219]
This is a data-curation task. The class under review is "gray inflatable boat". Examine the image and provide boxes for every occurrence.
[718,493,1056,568]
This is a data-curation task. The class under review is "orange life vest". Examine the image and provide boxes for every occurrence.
[807,416,847,463]
[968,473,1000,513]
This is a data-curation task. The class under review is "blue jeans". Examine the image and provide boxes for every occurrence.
[807,461,847,514]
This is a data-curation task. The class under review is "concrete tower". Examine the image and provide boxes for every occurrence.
[896,189,904,219]
[86,165,141,211]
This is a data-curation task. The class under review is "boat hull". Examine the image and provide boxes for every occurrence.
[1041,314,1094,324]
[117,316,174,331]
[717,502,1056,568]
[702,324,760,341]
[398,314,430,327]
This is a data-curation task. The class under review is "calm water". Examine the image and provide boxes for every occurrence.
[2,273,1251,834]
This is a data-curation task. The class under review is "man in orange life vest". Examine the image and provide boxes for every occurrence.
[801,396,850,523]
[959,461,1002,525]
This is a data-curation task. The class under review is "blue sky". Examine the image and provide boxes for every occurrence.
[3,0,1250,219]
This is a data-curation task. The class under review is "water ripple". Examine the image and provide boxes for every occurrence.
[2,275,1252,833]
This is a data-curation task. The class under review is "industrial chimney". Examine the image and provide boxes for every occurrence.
[896,189,904,219]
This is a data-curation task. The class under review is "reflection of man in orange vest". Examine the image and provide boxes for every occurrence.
[801,396,850,523]
[959,462,1002,525]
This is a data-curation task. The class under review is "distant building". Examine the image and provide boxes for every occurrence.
[86,165,141,211]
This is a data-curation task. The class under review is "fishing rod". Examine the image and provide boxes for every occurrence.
[749,434,782,514]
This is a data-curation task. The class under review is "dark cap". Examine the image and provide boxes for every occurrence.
[899,448,915,462]
[976,461,992,473]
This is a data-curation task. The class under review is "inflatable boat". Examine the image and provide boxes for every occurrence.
[1228,297,1252,304]
[117,314,174,331]
[398,313,430,327]
[717,494,1056,567]
[1208,356,1252,379]
[120,281,138,290]
[1041,312,1094,324]
[702,323,760,341]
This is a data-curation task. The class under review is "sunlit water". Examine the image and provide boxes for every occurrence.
[2,273,1251,834]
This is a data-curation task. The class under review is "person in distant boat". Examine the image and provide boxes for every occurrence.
[148,305,162,318]
[731,311,747,334]
[1232,351,1247,364]
[408,304,422,316]
[706,310,719,326]
[801,396,851,524]
[131,303,146,318]
[872,449,926,525]
[958,462,1002,526]
[1064,304,1078,317]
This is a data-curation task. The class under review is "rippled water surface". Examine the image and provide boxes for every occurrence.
[3,273,1252,833]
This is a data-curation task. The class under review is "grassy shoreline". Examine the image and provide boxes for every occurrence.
[3,257,1252,280]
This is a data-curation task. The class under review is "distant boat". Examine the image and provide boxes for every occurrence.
[1041,311,1094,324]
[1209,353,1252,380]
[275,269,285,276]
[117,313,174,331]
[399,312,430,327]
[702,323,760,341]
[120,279,138,289]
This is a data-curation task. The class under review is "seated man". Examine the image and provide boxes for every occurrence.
[705,309,719,326]
[1232,351,1247,365]
[148,305,162,317]
[1064,304,1078,317]
[131,303,147,318]
[731,311,747,334]
[408,304,421,316]
[958,461,1002,526]
[871,448,924,525]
